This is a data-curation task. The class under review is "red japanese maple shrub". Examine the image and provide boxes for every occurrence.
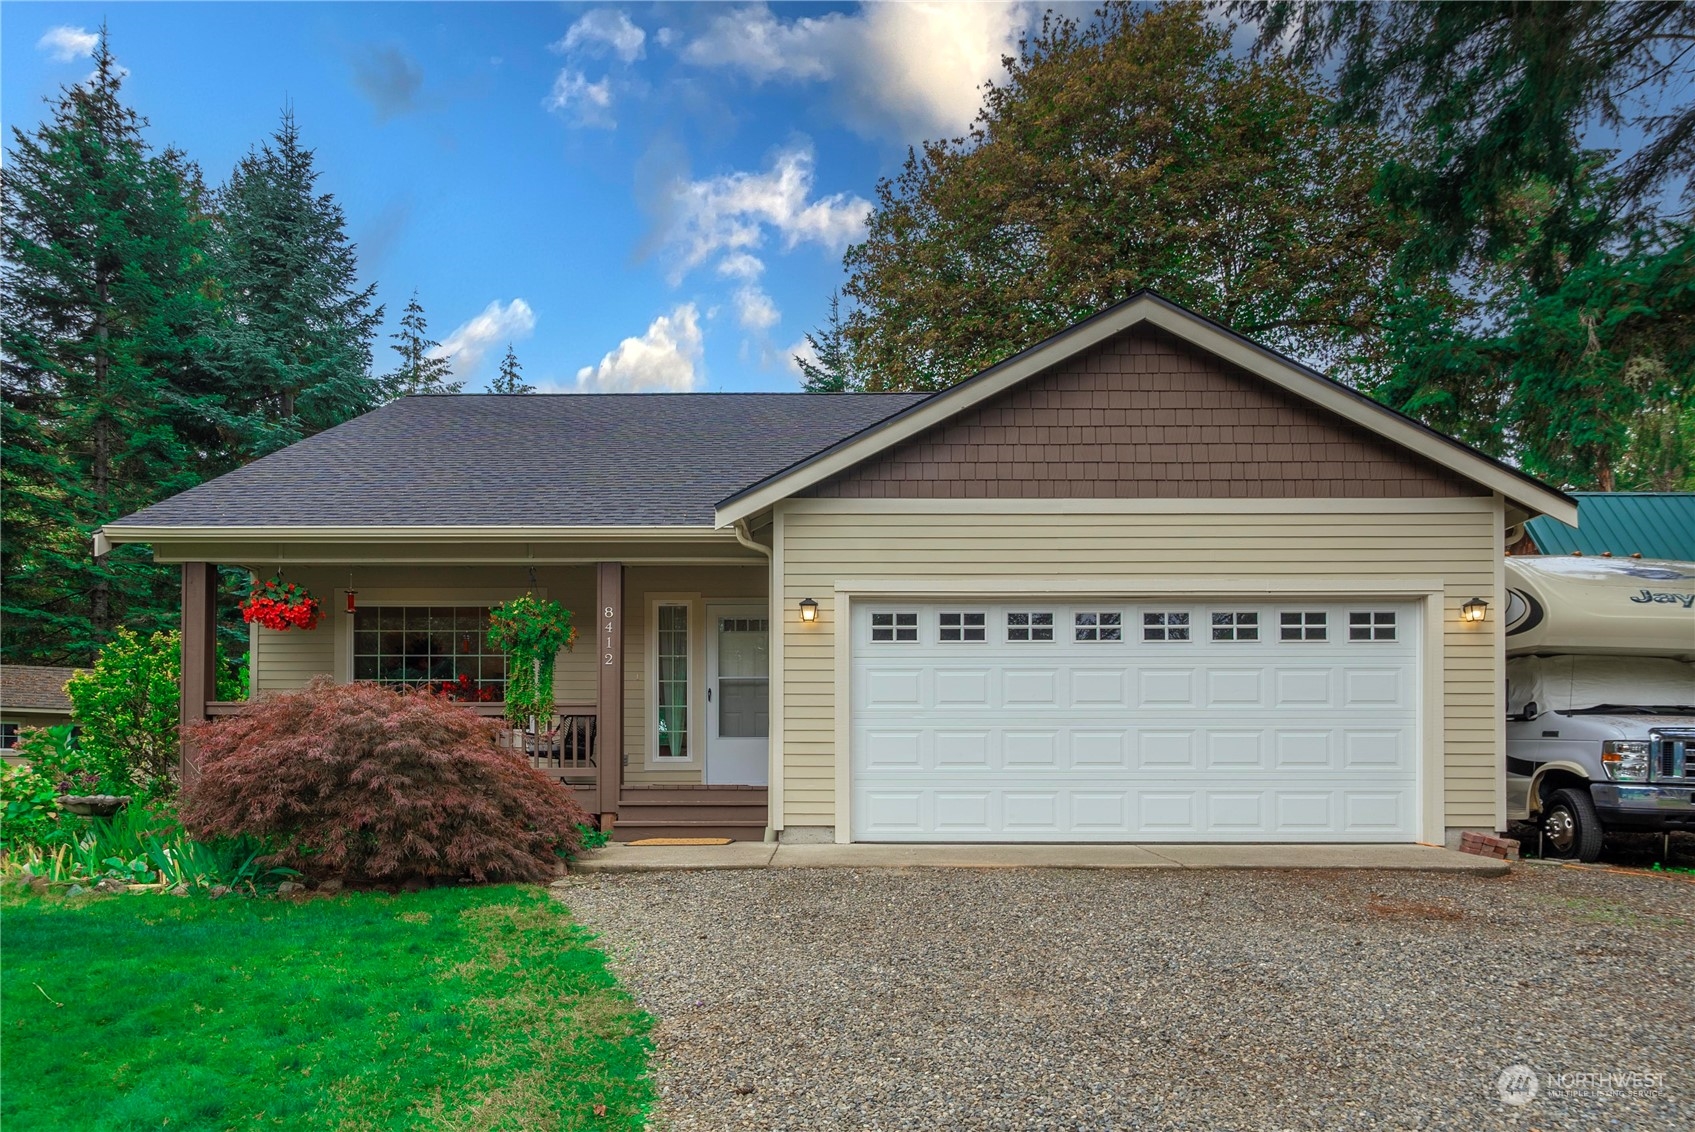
[179,677,588,884]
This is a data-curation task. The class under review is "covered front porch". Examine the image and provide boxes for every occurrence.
[170,530,775,840]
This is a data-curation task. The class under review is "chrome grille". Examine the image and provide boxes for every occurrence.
[1652,729,1695,780]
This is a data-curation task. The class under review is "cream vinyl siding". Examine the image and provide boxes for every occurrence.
[776,498,1504,832]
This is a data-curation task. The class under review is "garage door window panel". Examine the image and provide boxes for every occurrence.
[1280,611,1328,642]
[939,612,987,643]
[1075,612,1122,642]
[1006,612,1054,642]
[871,612,918,643]
[1349,611,1397,642]
[1212,612,1259,642]
[1143,611,1191,642]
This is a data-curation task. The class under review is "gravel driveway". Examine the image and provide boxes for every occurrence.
[556,865,1694,1131]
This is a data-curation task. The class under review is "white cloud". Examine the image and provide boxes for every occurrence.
[576,304,704,392]
[38,25,98,62]
[557,9,646,63]
[786,336,820,380]
[431,298,537,378]
[715,251,765,281]
[678,2,1033,140]
[733,285,780,332]
[545,69,615,127]
[661,145,870,282]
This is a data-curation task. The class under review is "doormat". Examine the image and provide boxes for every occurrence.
[627,837,734,846]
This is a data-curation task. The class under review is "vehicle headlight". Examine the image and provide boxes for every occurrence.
[1601,740,1650,781]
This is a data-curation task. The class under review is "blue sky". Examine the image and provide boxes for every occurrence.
[3,2,1042,392]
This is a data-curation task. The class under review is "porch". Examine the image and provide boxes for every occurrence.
[176,536,775,842]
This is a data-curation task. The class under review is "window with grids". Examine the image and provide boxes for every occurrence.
[1143,611,1190,642]
[1007,612,1054,642]
[352,606,505,698]
[870,612,918,642]
[1349,611,1397,641]
[1280,611,1328,641]
[939,611,986,642]
[1075,611,1122,642]
[656,604,690,759]
[1212,611,1259,641]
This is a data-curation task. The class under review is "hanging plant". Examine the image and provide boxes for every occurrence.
[487,594,576,729]
[240,575,323,631]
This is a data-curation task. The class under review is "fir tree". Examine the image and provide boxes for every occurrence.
[795,291,856,393]
[1,31,222,664]
[383,292,463,396]
[489,344,534,394]
[209,109,383,453]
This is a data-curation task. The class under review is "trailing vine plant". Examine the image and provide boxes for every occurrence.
[486,595,576,729]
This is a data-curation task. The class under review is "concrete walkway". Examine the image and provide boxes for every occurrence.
[573,841,1508,875]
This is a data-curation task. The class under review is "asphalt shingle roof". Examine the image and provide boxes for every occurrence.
[1525,492,1695,561]
[0,665,80,713]
[114,393,930,529]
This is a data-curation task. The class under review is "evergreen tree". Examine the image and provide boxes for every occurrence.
[208,109,383,454]
[794,292,857,393]
[489,344,534,394]
[383,292,463,396]
[1,33,222,664]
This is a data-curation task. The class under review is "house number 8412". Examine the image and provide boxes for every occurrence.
[602,606,616,665]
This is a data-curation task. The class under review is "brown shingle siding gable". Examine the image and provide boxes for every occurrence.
[803,326,1482,500]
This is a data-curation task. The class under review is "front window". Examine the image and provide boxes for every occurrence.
[352,606,505,699]
[656,604,690,759]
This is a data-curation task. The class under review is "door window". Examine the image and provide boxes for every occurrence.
[716,617,769,738]
[656,604,689,759]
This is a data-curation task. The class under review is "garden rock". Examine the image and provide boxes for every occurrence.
[208,885,231,900]
[317,878,344,893]
[93,878,126,895]
[276,881,304,895]
[170,884,189,897]
[65,884,87,898]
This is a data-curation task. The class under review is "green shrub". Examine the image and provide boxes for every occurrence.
[2,762,66,851]
[4,802,294,893]
[63,628,248,800]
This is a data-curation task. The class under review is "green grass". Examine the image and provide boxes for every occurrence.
[1,886,653,1130]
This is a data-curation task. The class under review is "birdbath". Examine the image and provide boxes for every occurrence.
[58,794,131,819]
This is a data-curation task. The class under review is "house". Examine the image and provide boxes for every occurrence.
[1510,491,1695,561]
[1,665,79,755]
[98,293,1576,848]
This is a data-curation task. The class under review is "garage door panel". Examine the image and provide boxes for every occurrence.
[852,600,1420,842]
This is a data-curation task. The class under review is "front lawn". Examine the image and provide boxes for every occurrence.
[2,886,652,1130]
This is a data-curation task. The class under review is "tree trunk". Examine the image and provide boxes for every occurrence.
[92,271,111,634]
[1596,453,1615,492]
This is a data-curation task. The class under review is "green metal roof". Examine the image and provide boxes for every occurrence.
[1525,492,1695,561]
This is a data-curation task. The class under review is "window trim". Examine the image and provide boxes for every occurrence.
[649,597,697,765]
[1005,610,1056,643]
[869,610,920,644]
[938,610,988,643]
[1210,610,1260,643]
[335,587,538,688]
[1142,610,1192,643]
[1348,610,1398,642]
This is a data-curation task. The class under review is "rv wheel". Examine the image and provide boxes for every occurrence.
[1542,787,1604,863]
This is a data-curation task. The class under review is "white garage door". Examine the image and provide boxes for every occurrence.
[850,599,1420,842]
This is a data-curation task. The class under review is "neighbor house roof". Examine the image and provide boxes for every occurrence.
[715,292,1578,527]
[0,665,79,714]
[103,393,927,535]
[1524,492,1695,561]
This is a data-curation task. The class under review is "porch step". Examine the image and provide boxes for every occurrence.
[611,819,767,843]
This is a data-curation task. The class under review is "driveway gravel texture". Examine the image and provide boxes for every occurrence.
[555,865,1693,1132]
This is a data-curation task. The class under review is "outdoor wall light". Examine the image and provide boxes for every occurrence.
[1461,597,1489,623]
[799,597,819,623]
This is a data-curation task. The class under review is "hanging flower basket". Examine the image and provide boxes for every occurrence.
[240,576,323,631]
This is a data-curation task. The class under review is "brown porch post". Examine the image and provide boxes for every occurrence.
[594,562,624,824]
[179,561,218,787]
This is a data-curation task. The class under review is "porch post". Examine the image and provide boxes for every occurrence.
[594,562,624,823]
[179,561,217,786]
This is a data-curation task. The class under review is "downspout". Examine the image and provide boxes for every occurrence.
[733,519,780,843]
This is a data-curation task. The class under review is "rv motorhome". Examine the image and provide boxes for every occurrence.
[1505,556,1695,860]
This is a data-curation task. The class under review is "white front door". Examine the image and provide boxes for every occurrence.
[850,598,1421,842]
[705,605,770,785]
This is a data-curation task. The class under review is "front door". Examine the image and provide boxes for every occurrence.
[705,605,770,785]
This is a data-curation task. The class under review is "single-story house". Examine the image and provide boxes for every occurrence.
[1,664,79,754]
[1509,491,1695,561]
[99,292,1577,848]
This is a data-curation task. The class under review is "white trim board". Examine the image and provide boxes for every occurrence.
[716,293,1576,528]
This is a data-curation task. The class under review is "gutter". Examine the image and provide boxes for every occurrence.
[733,517,780,843]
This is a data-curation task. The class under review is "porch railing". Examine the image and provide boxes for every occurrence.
[202,699,598,791]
